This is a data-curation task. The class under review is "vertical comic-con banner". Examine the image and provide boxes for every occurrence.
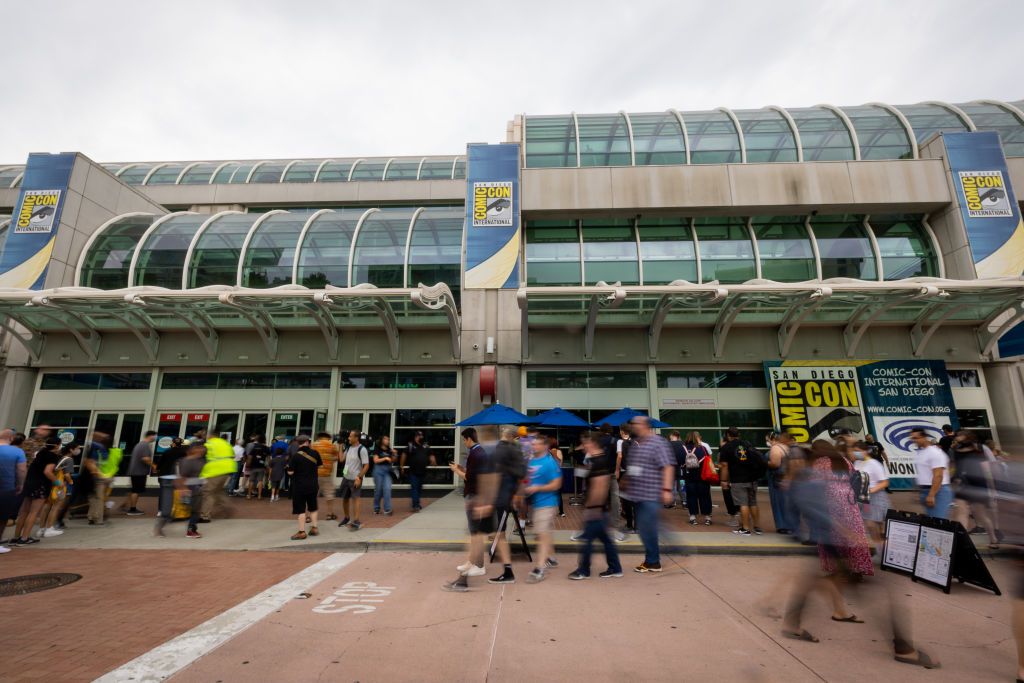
[0,153,75,290]
[944,131,1024,359]
[464,143,520,289]
[858,360,957,489]
[765,360,958,490]
[764,362,866,443]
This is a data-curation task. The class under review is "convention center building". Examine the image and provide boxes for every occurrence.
[0,99,1022,487]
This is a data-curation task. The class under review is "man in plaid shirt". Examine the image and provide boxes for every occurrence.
[622,416,676,573]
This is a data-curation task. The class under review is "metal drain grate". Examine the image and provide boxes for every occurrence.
[0,573,82,597]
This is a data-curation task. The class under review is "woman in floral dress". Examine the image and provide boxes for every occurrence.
[813,440,874,578]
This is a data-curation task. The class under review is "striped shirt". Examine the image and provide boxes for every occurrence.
[625,435,674,502]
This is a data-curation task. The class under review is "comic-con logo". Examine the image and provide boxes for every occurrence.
[958,170,1012,218]
[882,419,942,452]
[15,189,62,234]
[472,182,513,227]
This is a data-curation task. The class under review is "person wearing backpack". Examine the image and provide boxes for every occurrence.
[245,435,270,500]
[718,427,766,536]
[616,424,637,534]
[338,430,370,531]
[682,432,713,525]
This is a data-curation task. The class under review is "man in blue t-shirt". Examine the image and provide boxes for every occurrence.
[524,435,563,583]
[0,429,27,549]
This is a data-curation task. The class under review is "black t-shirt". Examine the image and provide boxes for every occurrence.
[493,440,526,506]
[406,442,432,475]
[670,440,686,477]
[25,449,59,490]
[681,443,709,483]
[248,443,269,469]
[463,443,493,498]
[938,434,955,454]
[719,439,763,483]
[287,446,322,492]
[157,446,186,477]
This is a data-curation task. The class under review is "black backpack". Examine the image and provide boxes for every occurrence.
[249,443,269,468]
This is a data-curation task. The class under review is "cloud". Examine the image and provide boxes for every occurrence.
[1,0,1021,163]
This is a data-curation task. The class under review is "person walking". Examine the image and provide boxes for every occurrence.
[311,432,339,519]
[911,428,953,519]
[681,432,713,525]
[623,416,675,573]
[338,431,369,531]
[227,438,246,496]
[568,432,622,580]
[82,432,112,526]
[178,443,206,539]
[718,427,766,536]
[524,434,563,583]
[444,427,497,592]
[124,431,157,516]
[38,443,78,537]
[488,427,527,585]
[950,430,1001,547]
[10,438,61,545]
[154,438,186,537]
[198,434,236,522]
[851,440,890,547]
[245,435,270,500]
[270,435,290,494]
[287,435,322,540]
[667,431,687,509]
[767,431,793,534]
[0,429,26,551]
[372,435,396,515]
[547,435,567,517]
[402,431,434,512]
[269,444,288,502]
[617,424,637,534]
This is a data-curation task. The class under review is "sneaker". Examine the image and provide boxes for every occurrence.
[54,521,66,530]
[488,572,516,584]
[732,528,751,536]
[6,538,23,547]
[545,557,559,568]
[567,570,590,580]
[753,527,764,535]
[456,561,473,573]
[599,568,624,578]
[525,568,546,584]
[689,516,697,526]
[776,528,791,535]
[463,565,486,577]
[727,516,739,528]
[613,531,626,543]
[197,518,211,524]
[442,579,469,593]
[19,537,39,545]
[42,528,64,538]
[704,518,712,526]
[0,545,9,553]
[634,562,662,573]
[126,509,144,516]
[348,521,362,531]
[338,517,350,527]
[569,532,583,542]
[186,529,202,539]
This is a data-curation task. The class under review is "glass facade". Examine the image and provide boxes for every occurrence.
[637,217,697,284]
[349,160,388,182]
[958,102,1024,156]
[895,103,969,143]
[869,214,938,280]
[0,167,22,188]
[350,208,410,288]
[249,161,288,184]
[752,216,815,282]
[683,110,743,164]
[179,163,219,184]
[79,214,155,288]
[787,107,855,161]
[659,408,774,450]
[811,214,878,280]
[576,114,631,167]
[145,164,186,185]
[841,105,914,160]
[735,109,798,162]
[694,217,755,283]
[629,112,686,165]
[341,372,457,389]
[241,211,311,288]
[40,372,152,390]
[526,370,647,389]
[294,209,363,288]
[316,160,355,182]
[133,214,208,288]
[407,207,463,297]
[282,161,319,183]
[525,221,581,285]
[582,218,638,285]
[524,115,577,168]
[657,370,767,389]
[187,213,256,288]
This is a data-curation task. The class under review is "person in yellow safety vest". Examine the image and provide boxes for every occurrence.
[199,436,236,522]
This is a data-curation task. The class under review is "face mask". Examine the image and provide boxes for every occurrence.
[853,450,866,460]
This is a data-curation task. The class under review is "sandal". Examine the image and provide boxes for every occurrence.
[309,526,319,536]
[831,615,864,623]
[894,649,940,669]
[290,531,307,540]
[782,629,818,643]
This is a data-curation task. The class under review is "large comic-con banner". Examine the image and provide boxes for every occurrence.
[463,143,521,289]
[765,360,957,489]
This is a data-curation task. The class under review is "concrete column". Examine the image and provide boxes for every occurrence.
[984,361,1024,453]
[0,366,38,430]
[918,135,977,280]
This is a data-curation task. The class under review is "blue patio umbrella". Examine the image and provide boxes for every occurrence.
[455,403,536,426]
[592,407,669,429]
[531,407,591,428]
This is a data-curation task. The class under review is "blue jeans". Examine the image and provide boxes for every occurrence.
[408,472,424,509]
[767,472,790,531]
[227,469,241,494]
[373,468,393,513]
[577,517,621,575]
[635,500,661,565]
[920,484,953,520]
[155,479,176,531]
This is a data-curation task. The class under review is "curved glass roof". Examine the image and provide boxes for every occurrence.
[521,100,1024,167]
[0,216,10,253]
[0,167,24,189]
[78,207,465,294]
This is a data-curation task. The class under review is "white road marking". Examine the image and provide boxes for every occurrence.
[96,552,363,683]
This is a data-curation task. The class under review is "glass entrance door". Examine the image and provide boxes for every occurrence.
[272,410,329,439]
[242,412,270,442]
[337,411,392,445]
[91,412,145,474]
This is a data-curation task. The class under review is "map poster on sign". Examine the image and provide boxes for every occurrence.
[913,525,956,591]
[859,360,957,490]
[764,362,865,443]
[882,518,921,574]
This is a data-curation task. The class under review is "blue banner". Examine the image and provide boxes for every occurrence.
[0,153,75,290]
[464,143,520,289]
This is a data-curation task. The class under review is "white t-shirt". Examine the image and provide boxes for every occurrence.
[233,444,245,461]
[913,445,950,486]
[854,457,888,488]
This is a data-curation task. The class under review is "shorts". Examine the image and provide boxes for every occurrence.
[249,469,266,484]
[0,490,20,519]
[531,505,556,534]
[292,489,318,515]
[466,507,496,535]
[337,478,362,500]
[319,477,336,500]
[731,481,758,507]
[130,475,148,494]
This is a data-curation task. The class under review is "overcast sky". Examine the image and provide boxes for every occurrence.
[2,0,1022,163]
